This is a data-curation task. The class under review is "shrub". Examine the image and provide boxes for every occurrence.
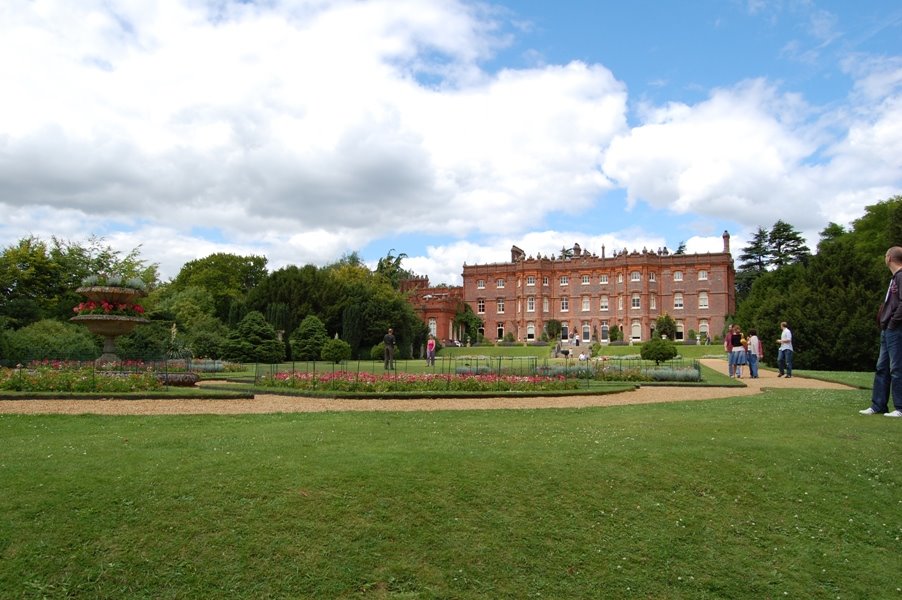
[321,338,352,363]
[6,319,98,362]
[290,315,328,361]
[371,342,385,361]
[222,311,285,363]
[640,338,679,365]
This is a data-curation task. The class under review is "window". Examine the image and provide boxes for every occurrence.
[674,293,684,310]
[631,271,641,282]
[477,298,486,313]
[698,270,708,281]
[649,272,656,282]
[698,291,709,309]
[527,275,536,286]
[497,298,505,314]
[543,276,549,286]
[581,275,590,285]
[618,296,624,310]
[650,294,656,310]
[617,273,623,283]
[676,321,684,340]
[600,295,609,311]
[561,297,569,311]
[674,271,683,282]
[699,320,709,338]
[543,297,549,312]
[631,293,641,309]
[496,278,505,288]
[477,279,485,289]
[582,296,590,311]
[527,323,536,340]
[582,323,590,341]
[428,318,436,336]
[560,276,569,286]
[527,296,535,312]
[600,274,609,284]
[631,320,641,340]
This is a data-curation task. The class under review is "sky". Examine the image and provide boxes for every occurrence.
[1,0,901,285]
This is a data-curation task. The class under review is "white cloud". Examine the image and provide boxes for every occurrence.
[0,0,628,279]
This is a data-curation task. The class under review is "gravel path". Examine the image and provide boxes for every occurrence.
[0,360,857,415]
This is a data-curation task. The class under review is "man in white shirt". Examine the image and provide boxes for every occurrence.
[776,321,793,378]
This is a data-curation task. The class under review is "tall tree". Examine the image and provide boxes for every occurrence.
[735,227,771,302]
[768,220,810,268]
[172,253,268,322]
[375,249,411,290]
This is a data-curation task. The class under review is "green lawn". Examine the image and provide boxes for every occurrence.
[1,387,898,599]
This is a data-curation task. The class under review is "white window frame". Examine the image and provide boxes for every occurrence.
[631,271,641,282]
[698,270,708,281]
[561,297,569,312]
[600,274,609,284]
[477,298,485,313]
[527,275,536,286]
[497,298,505,314]
[674,271,683,282]
[631,293,641,309]
[674,293,684,310]
[496,278,505,288]
[582,296,590,312]
[477,279,485,289]
[581,275,590,285]
[560,276,569,286]
[699,291,709,309]
[600,295,609,311]
[527,296,535,312]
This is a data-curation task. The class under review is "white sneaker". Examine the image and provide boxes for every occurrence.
[885,410,902,418]
[859,407,878,415]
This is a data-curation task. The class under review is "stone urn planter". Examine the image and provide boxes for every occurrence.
[71,285,149,364]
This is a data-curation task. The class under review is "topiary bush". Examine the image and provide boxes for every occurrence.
[640,337,678,365]
[321,338,352,363]
[290,315,328,361]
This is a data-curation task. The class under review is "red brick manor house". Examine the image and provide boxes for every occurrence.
[403,232,736,344]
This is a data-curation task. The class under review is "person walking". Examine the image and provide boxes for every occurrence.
[383,328,396,370]
[776,321,793,378]
[860,246,902,417]
[747,329,763,378]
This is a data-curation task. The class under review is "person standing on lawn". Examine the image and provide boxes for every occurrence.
[861,246,902,417]
[425,334,436,367]
[747,329,763,378]
[383,328,396,370]
[776,321,793,377]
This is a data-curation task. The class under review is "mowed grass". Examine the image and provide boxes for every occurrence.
[1,388,899,599]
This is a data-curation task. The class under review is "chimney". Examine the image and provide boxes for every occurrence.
[722,230,730,253]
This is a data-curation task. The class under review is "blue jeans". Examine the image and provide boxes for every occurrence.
[748,353,759,377]
[871,328,902,413]
[778,349,793,376]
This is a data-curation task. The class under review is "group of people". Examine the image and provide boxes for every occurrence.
[724,321,794,379]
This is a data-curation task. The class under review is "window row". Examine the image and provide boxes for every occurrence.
[476,292,710,313]
[477,270,710,289]
[496,319,712,342]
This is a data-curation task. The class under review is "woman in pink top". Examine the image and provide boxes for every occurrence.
[426,334,436,366]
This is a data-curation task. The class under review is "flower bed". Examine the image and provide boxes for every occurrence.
[262,371,580,393]
[1,364,163,393]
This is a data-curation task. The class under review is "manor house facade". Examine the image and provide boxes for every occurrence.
[460,232,736,343]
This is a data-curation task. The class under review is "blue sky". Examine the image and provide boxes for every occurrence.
[1,0,900,284]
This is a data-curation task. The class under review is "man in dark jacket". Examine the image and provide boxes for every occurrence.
[383,328,395,370]
[861,246,902,417]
